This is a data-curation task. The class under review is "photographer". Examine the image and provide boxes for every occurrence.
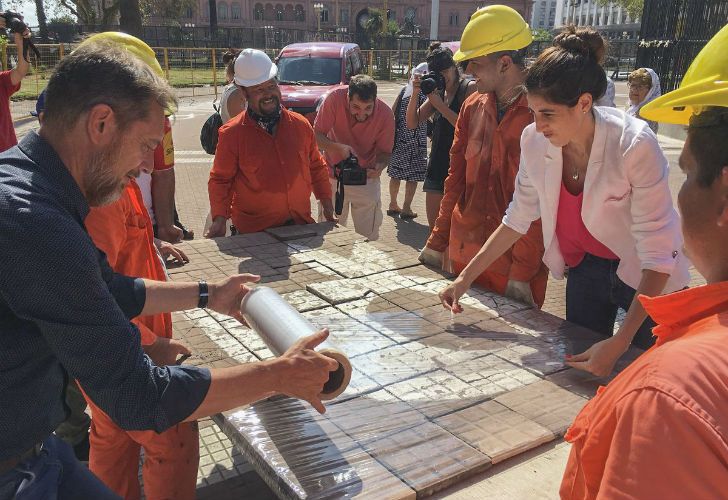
[406,42,476,229]
[0,13,31,153]
[314,75,394,240]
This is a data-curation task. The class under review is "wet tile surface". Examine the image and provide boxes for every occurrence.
[171,223,635,498]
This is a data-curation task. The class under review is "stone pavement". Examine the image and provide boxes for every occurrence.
[14,80,704,498]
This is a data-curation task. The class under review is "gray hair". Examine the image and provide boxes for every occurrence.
[42,40,177,132]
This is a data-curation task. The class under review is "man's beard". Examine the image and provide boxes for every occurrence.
[253,96,281,117]
[84,140,127,207]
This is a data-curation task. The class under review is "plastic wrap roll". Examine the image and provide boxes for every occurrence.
[240,286,352,401]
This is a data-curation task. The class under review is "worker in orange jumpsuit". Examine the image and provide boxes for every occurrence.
[419,6,548,307]
[83,177,196,500]
[206,49,334,237]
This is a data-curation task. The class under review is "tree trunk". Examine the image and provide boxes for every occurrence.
[34,0,50,41]
[119,0,143,38]
[209,0,218,42]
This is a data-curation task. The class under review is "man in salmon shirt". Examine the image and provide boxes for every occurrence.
[560,25,728,498]
[84,177,196,500]
[206,49,335,237]
[418,5,548,307]
[314,75,395,241]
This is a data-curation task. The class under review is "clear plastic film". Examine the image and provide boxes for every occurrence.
[170,223,643,498]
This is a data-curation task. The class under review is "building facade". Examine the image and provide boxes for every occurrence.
[531,0,557,30]
[154,0,532,42]
[553,0,640,38]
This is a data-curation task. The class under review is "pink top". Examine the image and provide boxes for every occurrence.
[556,182,618,267]
[313,87,395,170]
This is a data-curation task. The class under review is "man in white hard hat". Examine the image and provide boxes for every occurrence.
[420,5,548,307]
[206,49,335,237]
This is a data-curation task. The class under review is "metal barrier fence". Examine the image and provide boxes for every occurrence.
[9,41,640,120]
[637,0,728,93]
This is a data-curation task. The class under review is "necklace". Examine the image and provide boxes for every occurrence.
[572,168,580,181]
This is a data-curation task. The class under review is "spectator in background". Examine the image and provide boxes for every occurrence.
[0,18,31,153]
[220,49,246,123]
[387,62,428,220]
[406,43,476,229]
[626,67,661,133]
[207,49,334,236]
[314,75,395,240]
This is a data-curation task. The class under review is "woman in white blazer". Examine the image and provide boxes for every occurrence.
[439,26,690,377]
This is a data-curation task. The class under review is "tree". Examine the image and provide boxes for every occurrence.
[57,0,120,25]
[119,0,142,37]
[34,0,50,41]
[209,0,218,33]
[141,0,197,24]
[532,28,553,42]
[595,0,644,19]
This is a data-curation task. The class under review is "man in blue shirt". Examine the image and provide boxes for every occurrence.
[0,38,338,500]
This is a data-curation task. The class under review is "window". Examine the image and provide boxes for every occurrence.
[264,3,274,20]
[218,2,228,20]
[284,4,294,21]
[294,4,305,21]
[277,57,342,85]
[449,12,459,26]
[254,3,264,20]
[320,6,330,23]
[341,8,349,24]
[231,3,241,19]
[185,6,193,18]
[275,3,284,21]
[405,7,416,21]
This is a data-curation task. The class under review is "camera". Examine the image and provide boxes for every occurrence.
[1,11,27,35]
[333,154,366,215]
[334,154,367,186]
[420,71,446,95]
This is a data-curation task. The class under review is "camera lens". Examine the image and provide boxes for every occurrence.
[420,77,436,95]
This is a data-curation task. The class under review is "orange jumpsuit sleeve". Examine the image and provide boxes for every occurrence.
[426,97,472,253]
[563,388,728,499]
[508,219,545,282]
[208,124,239,220]
[307,124,333,200]
[85,198,129,269]
[132,318,158,346]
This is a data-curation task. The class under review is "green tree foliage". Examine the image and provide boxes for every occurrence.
[595,0,644,19]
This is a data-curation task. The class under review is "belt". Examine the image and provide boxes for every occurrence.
[0,443,43,475]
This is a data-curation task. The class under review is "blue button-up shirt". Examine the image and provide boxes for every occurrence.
[0,132,211,460]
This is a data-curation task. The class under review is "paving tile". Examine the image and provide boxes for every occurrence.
[379,286,443,311]
[435,400,554,464]
[225,325,276,360]
[303,315,395,358]
[495,379,588,436]
[364,422,490,497]
[306,279,372,305]
[335,296,406,316]
[444,354,541,398]
[384,369,491,418]
[280,289,329,312]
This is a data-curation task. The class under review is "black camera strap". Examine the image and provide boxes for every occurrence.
[335,173,345,215]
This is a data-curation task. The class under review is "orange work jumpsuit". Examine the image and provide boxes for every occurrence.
[427,92,549,306]
[83,179,198,500]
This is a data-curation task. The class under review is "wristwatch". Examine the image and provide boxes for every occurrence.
[198,280,209,309]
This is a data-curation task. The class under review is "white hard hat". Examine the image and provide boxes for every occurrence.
[234,48,278,87]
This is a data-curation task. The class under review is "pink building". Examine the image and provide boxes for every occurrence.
[162,1,532,42]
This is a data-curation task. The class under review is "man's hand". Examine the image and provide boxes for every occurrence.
[438,277,469,313]
[157,225,184,244]
[426,91,446,111]
[208,274,261,321]
[565,335,630,377]
[334,142,356,159]
[504,279,535,306]
[144,337,191,366]
[205,216,227,238]
[320,199,337,222]
[156,239,189,265]
[418,246,443,267]
[273,329,340,414]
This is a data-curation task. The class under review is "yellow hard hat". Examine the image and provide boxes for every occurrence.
[77,32,164,78]
[640,23,728,125]
[453,5,533,62]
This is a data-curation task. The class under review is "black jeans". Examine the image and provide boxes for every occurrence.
[565,254,656,350]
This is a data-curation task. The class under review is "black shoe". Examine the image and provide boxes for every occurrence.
[73,433,90,463]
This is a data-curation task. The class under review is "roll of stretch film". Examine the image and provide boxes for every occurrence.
[239,286,352,401]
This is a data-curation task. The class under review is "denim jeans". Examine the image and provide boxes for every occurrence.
[0,435,120,500]
[565,253,656,350]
